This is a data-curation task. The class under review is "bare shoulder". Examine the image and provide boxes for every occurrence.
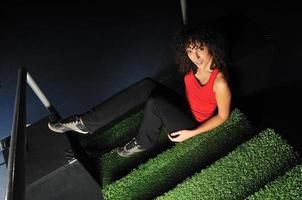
[213,72,230,93]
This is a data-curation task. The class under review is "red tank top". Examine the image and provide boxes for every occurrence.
[184,68,219,122]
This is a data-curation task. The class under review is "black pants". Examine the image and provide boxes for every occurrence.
[82,86,199,149]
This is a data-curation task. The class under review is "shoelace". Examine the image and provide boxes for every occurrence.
[125,138,137,150]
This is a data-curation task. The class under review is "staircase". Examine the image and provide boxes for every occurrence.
[76,78,301,200]
[11,75,300,200]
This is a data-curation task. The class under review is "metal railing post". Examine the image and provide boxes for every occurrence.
[180,0,187,25]
[5,67,27,200]
[5,68,62,200]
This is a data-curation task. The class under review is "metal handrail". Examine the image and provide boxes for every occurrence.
[26,73,61,122]
[4,66,98,200]
[5,68,27,200]
[4,68,61,200]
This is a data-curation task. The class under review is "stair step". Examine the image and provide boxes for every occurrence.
[102,108,254,199]
[247,163,302,199]
[81,109,144,157]
[157,129,300,200]
[98,127,171,187]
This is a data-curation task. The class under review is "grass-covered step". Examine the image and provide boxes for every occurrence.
[98,127,171,187]
[80,109,144,157]
[247,163,302,199]
[102,109,254,200]
[157,129,300,200]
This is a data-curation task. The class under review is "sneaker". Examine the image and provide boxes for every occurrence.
[48,115,89,134]
[117,138,146,157]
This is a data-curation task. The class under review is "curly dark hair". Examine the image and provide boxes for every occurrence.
[175,23,229,82]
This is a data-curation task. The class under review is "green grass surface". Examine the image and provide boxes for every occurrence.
[81,110,144,156]
[93,110,144,149]
[98,128,170,187]
[157,129,300,200]
[247,163,302,199]
[102,109,254,200]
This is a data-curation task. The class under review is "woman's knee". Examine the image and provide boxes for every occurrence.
[145,93,166,109]
[146,94,158,107]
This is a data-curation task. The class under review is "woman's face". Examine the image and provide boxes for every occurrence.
[185,42,213,69]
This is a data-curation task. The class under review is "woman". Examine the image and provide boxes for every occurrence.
[168,23,232,142]
[116,23,231,157]
[48,23,232,157]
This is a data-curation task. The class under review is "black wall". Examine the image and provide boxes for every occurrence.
[0,1,183,139]
[188,1,302,91]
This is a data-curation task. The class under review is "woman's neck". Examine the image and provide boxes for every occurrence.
[196,61,213,75]
[194,68,213,86]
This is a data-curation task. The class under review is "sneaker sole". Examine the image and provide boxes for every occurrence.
[116,147,146,157]
[116,149,131,157]
[73,129,89,134]
[48,123,66,133]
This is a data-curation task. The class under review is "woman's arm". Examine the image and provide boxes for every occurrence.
[169,73,232,142]
[191,73,232,135]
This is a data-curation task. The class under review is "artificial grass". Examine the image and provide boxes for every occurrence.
[102,109,254,200]
[156,129,300,200]
[81,110,144,156]
[93,110,144,149]
[98,127,171,187]
[247,163,302,199]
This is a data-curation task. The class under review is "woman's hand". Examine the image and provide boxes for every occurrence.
[168,130,194,142]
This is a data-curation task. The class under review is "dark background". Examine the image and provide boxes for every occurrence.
[0,1,301,154]
[0,1,182,139]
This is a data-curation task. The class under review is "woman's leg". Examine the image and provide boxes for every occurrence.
[117,87,198,157]
[135,89,198,149]
[48,78,157,134]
